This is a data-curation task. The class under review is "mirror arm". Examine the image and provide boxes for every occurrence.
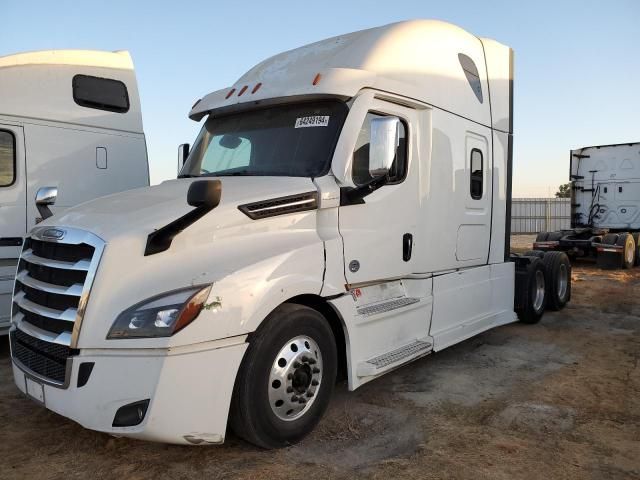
[35,186,58,221]
[340,174,389,206]
[144,180,222,256]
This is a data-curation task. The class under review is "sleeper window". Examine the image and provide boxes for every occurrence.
[72,75,130,113]
[470,148,483,199]
[352,112,407,186]
[0,131,16,187]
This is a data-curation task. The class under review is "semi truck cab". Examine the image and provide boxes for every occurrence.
[534,142,640,268]
[9,21,564,448]
[0,50,150,332]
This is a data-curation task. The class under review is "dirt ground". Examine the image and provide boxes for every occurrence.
[0,235,638,480]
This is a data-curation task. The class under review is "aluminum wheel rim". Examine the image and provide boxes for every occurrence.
[626,242,634,264]
[268,335,323,422]
[533,270,545,312]
[557,264,568,300]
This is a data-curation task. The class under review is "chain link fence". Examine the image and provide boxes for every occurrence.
[511,198,571,234]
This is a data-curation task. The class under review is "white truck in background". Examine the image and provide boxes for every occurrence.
[9,20,571,448]
[0,50,150,332]
[533,142,640,268]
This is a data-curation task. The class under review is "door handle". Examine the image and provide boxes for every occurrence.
[403,233,413,262]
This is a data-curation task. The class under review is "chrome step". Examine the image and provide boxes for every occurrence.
[357,339,432,377]
[356,297,420,317]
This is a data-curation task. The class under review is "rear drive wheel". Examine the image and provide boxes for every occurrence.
[516,257,547,324]
[632,233,640,267]
[535,232,549,242]
[547,231,563,241]
[541,251,571,310]
[230,303,337,449]
[597,233,623,269]
[602,233,618,245]
[523,250,545,258]
[616,233,635,269]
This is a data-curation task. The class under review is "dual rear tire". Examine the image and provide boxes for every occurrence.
[518,250,571,323]
[516,256,547,324]
[597,232,636,269]
[540,251,571,310]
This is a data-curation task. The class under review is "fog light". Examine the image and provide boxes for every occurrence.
[112,399,150,427]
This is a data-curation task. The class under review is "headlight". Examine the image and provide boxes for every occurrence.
[107,285,212,339]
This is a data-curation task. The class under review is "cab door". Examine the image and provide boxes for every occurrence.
[338,100,419,284]
[0,123,26,329]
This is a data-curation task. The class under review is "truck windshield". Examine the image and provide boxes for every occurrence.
[180,100,349,178]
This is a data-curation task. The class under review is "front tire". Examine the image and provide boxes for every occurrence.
[230,303,337,449]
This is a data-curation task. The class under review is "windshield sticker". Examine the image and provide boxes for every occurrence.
[295,116,330,128]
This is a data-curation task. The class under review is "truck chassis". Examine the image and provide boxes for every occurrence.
[535,142,640,269]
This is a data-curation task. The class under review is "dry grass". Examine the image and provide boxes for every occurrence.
[0,257,638,479]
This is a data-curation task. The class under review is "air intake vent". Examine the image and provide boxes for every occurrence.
[238,191,318,220]
[10,329,78,385]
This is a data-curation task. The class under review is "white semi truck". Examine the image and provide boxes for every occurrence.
[0,50,149,333]
[9,20,570,448]
[533,142,640,268]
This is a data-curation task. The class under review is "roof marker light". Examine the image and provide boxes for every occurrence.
[238,85,248,96]
[251,82,262,94]
[225,88,236,99]
[312,73,321,85]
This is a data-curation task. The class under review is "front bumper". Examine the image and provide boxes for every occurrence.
[12,340,247,445]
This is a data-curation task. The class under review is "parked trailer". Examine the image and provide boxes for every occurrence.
[8,20,570,448]
[0,50,150,333]
[534,142,640,268]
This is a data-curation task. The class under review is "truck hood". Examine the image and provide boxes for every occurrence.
[47,176,319,242]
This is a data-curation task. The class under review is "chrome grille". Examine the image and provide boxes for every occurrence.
[10,227,105,387]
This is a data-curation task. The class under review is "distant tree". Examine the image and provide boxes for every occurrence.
[555,183,571,198]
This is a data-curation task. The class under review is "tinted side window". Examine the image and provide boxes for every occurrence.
[72,75,130,113]
[458,53,483,103]
[0,131,16,187]
[352,112,407,186]
[470,148,483,199]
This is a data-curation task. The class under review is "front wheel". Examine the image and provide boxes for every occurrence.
[230,303,337,449]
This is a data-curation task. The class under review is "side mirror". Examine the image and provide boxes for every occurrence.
[187,179,222,209]
[369,117,400,178]
[35,186,57,221]
[177,143,190,173]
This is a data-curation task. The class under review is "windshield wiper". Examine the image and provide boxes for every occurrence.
[208,170,256,177]
[178,174,199,179]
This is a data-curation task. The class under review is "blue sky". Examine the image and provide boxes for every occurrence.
[2,0,639,196]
